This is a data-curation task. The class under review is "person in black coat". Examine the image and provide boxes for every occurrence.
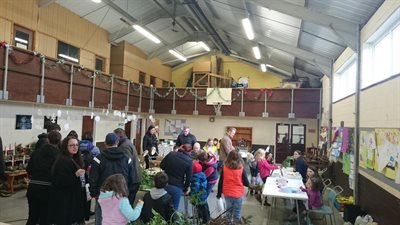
[49,136,85,225]
[26,131,61,225]
[140,172,176,223]
[160,144,193,210]
[142,125,159,169]
[35,123,60,151]
[175,126,197,148]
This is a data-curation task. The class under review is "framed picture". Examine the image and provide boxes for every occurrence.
[44,116,58,129]
[15,115,32,130]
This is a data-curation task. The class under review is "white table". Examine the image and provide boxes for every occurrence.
[271,168,303,180]
[262,176,308,225]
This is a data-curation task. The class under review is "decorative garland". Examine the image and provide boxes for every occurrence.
[154,87,174,98]
[243,88,273,100]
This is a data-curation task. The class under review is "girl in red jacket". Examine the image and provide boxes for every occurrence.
[217,150,250,222]
[255,148,279,183]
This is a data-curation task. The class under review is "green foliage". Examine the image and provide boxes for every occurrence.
[282,156,294,167]
[188,190,205,205]
[140,170,155,190]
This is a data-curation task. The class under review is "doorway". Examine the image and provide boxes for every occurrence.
[134,118,142,155]
[275,123,306,163]
[81,116,94,139]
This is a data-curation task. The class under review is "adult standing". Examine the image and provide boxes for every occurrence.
[142,125,159,169]
[175,126,197,148]
[114,128,141,202]
[219,127,237,163]
[293,150,308,183]
[26,131,61,225]
[160,144,193,210]
[35,123,60,151]
[90,133,137,225]
[49,136,85,225]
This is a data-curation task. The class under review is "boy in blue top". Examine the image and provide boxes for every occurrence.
[190,162,210,223]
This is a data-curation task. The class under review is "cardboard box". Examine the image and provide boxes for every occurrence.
[193,61,211,72]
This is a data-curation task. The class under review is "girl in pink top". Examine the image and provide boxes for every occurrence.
[98,174,143,225]
[255,149,279,183]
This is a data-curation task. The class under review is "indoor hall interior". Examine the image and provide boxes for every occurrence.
[1,0,400,225]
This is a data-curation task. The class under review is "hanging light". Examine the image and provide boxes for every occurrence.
[260,64,267,72]
[241,18,254,40]
[132,25,161,44]
[252,46,261,59]
[91,0,102,3]
[169,49,187,61]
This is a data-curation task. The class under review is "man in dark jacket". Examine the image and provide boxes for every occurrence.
[35,123,61,151]
[175,126,197,147]
[160,144,193,209]
[114,128,141,198]
[89,133,137,225]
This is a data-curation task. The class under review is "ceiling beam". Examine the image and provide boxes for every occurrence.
[230,53,294,75]
[39,0,55,8]
[248,0,357,50]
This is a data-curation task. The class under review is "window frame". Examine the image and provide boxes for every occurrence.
[57,41,80,63]
[150,76,156,87]
[333,55,356,102]
[13,24,34,51]
[139,71,146,84]
[95,55,105,72]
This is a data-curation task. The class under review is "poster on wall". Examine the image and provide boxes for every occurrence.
[15,115,32,130]
[359,129,376,169]
[375,128,400,183]
[164,119,186,137]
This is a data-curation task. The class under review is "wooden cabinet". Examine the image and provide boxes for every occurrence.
[232,127,252,151]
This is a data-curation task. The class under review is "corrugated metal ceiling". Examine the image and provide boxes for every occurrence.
[53,0,385,87]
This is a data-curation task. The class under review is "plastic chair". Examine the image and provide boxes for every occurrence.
[306,187,338,225]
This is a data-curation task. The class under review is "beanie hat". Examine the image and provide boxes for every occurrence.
[192,162,202,174]
[105,133,119,145]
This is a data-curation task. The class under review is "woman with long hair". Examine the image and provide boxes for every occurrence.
[142,125,158,169]
[49,136,86,225]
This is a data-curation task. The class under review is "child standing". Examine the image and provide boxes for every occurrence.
[247,153,260,195]
[140,172,176,223]
[217,150,250,222]
[98,174,144,225]
[197,150,218,196]
[190,161,210,223]
[255,149,279,183]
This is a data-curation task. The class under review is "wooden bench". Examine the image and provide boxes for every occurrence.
[4,170,28,193]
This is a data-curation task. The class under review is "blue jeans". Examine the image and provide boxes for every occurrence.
[224,196,244,220]
[164,184,183,210]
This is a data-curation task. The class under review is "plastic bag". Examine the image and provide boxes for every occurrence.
[216,197,225,215]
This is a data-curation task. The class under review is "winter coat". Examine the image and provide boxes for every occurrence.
[140,188,176,223]
[199,153,218,185]
[142,132,158,155]
[190,172,208,205]
[160,150,192,192]
[175,133,197,147]
[118,137,142,182]
[27,143,59,183]
[89,147,136,201]
[49,156,84,225]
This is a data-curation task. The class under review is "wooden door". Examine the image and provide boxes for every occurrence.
[81,116,94,139]
[290,124,306,154]
[275,123,290,163]
[232,127,252,151]
[124,121,131,139]
[135,119,142,155]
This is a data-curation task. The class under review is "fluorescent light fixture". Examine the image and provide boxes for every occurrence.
[169,49,187,61]
[260,64,267,72]
[132,25,161,44]
[241,18,254,40]
[198,41,210,52]
[252,46,261,59]
[58,54,79,63]
[91,0,102,3]
[15,37,28,44]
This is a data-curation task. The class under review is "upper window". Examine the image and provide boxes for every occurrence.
[13,25,34,50]
[162,80,169,87]
[57,41,80,63]
[95,55,105,72]
[333,56,356,102]
[362,9,400,88]
[150,76,156,86]
[139,71,146,84]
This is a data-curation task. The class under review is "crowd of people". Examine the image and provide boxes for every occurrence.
[17,122,321,225]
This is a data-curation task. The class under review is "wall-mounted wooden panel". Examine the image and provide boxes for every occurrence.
[36,32,57,58]
[0,17,12,43]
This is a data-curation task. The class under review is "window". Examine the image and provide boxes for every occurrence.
[139,71,146,84]
[333,56,356,102]
[57,41,80,63]
[13,25,33,50]
[95,55,105,71]
[150,76,156,86]
[162,80,169,87]
[362,9,400,88]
